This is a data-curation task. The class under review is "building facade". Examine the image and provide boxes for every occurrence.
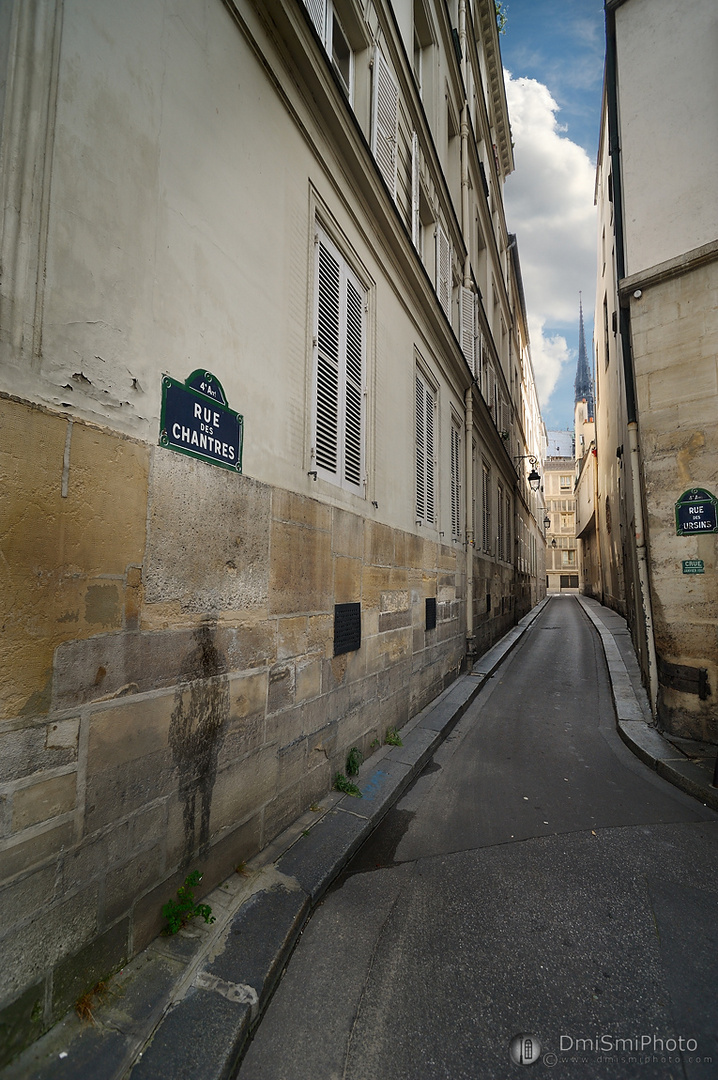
[587,0,718,740]
[544,431,579,593]
[0,0,546,1060]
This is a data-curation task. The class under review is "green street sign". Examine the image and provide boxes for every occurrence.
[682,560,705,575]
[159,370,243,472]
[675,488,718,535]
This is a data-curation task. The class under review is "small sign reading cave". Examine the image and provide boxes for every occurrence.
[675,488,717,535]
[160,369,243,472]
[682,559,705,575]
[334,603,361,656]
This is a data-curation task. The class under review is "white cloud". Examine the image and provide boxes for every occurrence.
[503,72,596,412]
[527,315,569,408]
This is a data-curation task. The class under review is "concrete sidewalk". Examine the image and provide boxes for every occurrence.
[4,593,716,1080]
[577,595,718,814]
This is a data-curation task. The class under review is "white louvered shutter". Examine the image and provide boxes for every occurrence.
[436,225,451,318]
[343,277,364,488]
[459,286,476,375]
[415,371,435,524]
[371,48,398,199]
[314,230,365,492]
[451,420,461,538]
[304,0,327,40]
[482,463,491,552]
[315,238,341,476]
[411,132,420,249]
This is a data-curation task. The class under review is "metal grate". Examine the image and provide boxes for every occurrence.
[425,597,437,631]
[334,603,361,656]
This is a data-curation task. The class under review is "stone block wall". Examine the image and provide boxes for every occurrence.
[630,256,718,741]
[1,397,502,1063]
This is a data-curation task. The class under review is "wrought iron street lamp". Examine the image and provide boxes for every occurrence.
[514,454,542,492]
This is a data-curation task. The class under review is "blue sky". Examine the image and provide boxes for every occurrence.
[499,1,605,431]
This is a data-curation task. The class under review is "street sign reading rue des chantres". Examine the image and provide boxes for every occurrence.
[160,370,243,472]
[675,488,718,536]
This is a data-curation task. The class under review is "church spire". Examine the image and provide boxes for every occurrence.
[574,292,594,420]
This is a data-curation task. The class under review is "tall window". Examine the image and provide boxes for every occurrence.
[371,47,398,198]
[412,0,433,95]
[497,482,505,561]
[450,416,461,539]
[415,368,436,524]
[303,0,355,102]
[435,224,452,318]
[313,227,366,493]
[482,462,491,553]
[505,493,511,563]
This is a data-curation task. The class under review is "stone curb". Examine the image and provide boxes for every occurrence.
[2,599,550,1080]
[577,596,718,813]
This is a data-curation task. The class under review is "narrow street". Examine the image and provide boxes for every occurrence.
[240,596,718,1080]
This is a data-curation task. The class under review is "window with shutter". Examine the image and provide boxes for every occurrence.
[302,0,354,103]
[497,482,504,561]
[459,286,476,375]
[411,132,420,250]
[505,493,511,562]
[313,228,366,493]
[304,0,327,38]
[435,225,451,318]
[482,462,491,553]
[450,417,461,539]
[415,368,436,525]
[371,48,398,198]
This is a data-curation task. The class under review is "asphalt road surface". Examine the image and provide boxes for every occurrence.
[240,595,718,1080]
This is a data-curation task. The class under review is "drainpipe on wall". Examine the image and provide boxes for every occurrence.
[605,1,658,714]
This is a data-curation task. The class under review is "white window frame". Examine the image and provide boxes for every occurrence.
[312,225,367,494]
[302,0,355,103]
[415,365,437,526]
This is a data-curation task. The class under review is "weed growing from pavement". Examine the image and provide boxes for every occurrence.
[162,870,215,935]
[346,747,363,776]
[334,772,362,797]
[385,726,403,746]
[75,980,109,1024]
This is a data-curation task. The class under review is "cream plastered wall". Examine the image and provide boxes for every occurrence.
[2,0,475,542]
[616,0,718,275]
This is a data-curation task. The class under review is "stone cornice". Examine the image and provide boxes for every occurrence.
[619,238,718,297]
[475,0,513,177]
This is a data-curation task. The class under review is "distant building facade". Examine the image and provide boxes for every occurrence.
[583,0,718,741]
[0,0,546,1060]
[544,430,579,593]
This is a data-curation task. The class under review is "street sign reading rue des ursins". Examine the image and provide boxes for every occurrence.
[160,370,243,472]
[675,488,718,536]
